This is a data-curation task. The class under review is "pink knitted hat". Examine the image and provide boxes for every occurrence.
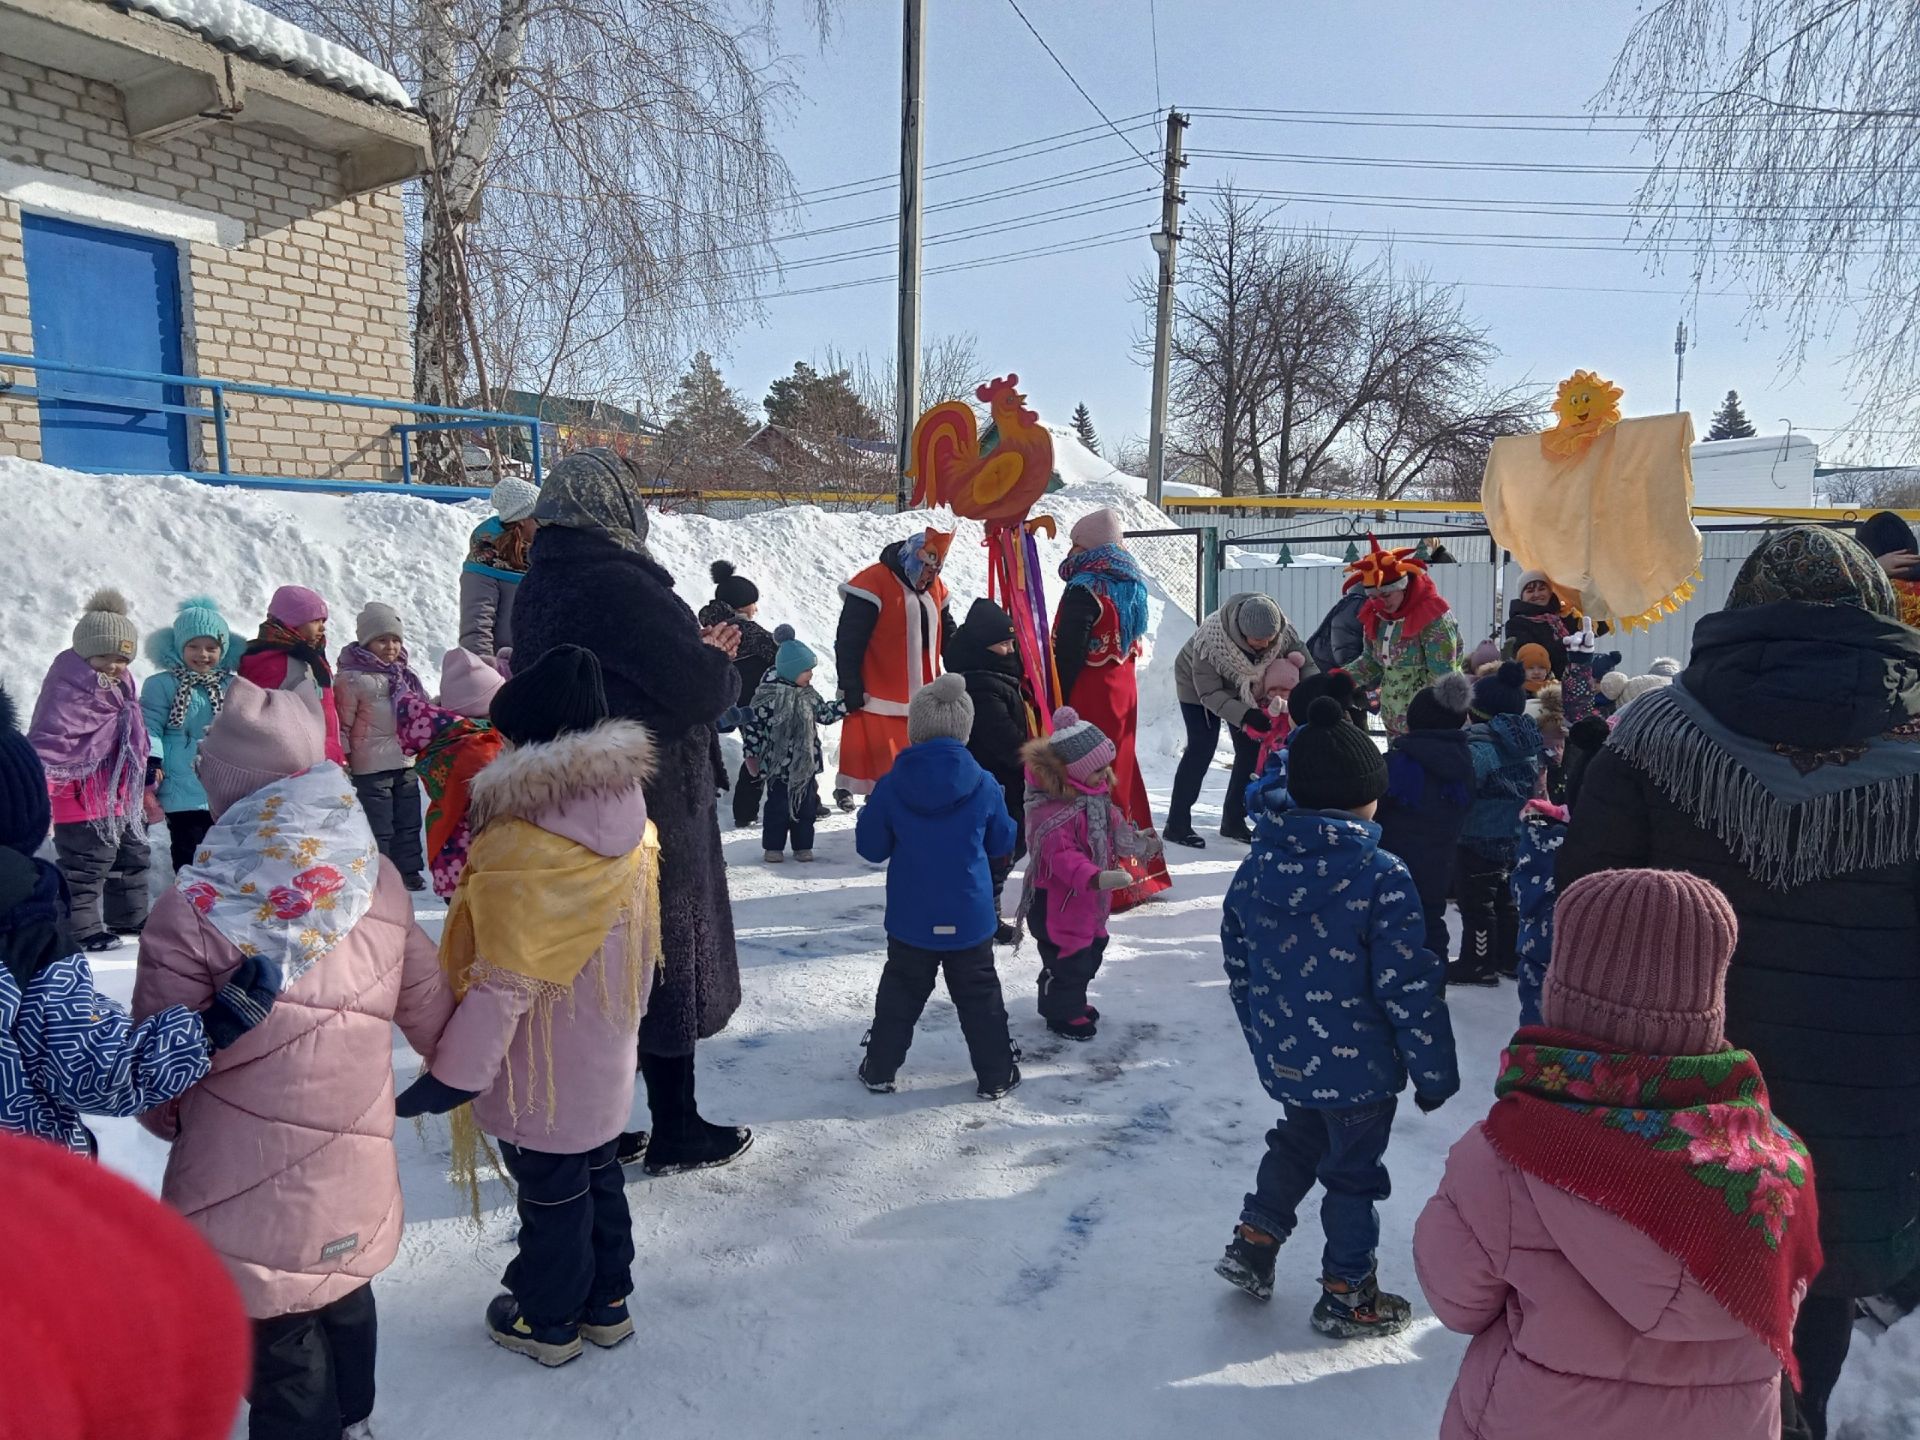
[267,585,328,629]
[1544,869,1737,1054]
[439,648,506,718]
[195,678,327,817]
[1069,508,1124,551]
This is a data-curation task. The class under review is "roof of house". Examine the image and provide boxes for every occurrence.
[114,0,412,108]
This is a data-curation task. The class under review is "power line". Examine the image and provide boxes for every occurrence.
[1003,0,1161,176]
[1199,184,1920,224]
[1147,0,1162,113]
[1188,148,1919,176]
[1186,106,1908,136]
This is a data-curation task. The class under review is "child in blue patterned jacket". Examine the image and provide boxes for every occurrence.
[1216,695,1459,1339]
[0,684,278,1156]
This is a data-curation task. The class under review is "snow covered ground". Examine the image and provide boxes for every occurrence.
[4,457,1913,1437]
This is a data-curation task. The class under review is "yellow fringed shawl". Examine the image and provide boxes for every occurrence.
[439,816,661,1220]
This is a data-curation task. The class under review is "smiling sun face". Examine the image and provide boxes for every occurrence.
[1543,369,1625,459]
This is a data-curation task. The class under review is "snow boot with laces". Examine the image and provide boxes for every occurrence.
[1310,1272,1414,1339]
[579,1297,634,1349]
[1214,1223,1279,1301]
[486,1295,582,1367]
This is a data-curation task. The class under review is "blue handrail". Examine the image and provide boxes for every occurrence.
[0,351,544,499]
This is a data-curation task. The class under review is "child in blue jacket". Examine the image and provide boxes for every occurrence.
[0,684,277,1155]
[1216,695,1459,1339]
[139,596,237,874]
[855,674,1021,1100]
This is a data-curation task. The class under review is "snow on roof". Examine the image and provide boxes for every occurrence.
[117,0,414,109]
[1045,425,1213,499]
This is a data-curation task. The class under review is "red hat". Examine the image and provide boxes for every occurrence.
[0,1131,250,1439]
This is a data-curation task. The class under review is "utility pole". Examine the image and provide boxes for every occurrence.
[1673,318,1688,414]
[894,0,926,511]
[1145,107,1188,509]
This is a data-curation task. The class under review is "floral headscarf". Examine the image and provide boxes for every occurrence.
[533,447,651,555]
[1725,526,1895,617]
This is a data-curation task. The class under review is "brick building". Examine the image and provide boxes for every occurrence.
[0,0,428,481]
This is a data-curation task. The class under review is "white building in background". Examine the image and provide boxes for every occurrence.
[1689,432,1818,509]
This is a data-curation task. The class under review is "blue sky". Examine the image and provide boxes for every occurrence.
[704,1,1894,465]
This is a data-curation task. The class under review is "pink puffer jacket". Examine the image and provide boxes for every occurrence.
[426,721,657,1154]
[133,862,453,1320]
[1415,1124,1782,1440]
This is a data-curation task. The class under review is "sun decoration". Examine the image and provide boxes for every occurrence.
[1541,369,1625,460]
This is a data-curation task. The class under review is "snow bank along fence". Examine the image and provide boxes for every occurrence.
[0,351,541,498]
[1164,495,1920,677]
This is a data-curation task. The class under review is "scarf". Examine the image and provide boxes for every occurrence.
[439,813,660,1214]
[1482,1028,1823,1381]
[534,447,651,555]
[1610,679,1920,890]
[750,678,824,817]
[337,642,428,702]
[1061,545,1149,652]
[417,718,502,892]
[1013,770,1150,935]
[162,666,232,731]
[175,764,379,986]
[1193,608,1273,707]
[464,517,531,582]
[1726,526,1895,616]
[1360,570,1451,643]
[247,621,333,688]
[27,650,147,841]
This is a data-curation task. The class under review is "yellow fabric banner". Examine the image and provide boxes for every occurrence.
[1483,411,1701,631]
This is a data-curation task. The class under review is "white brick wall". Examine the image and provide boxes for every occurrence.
[0,52,414,481]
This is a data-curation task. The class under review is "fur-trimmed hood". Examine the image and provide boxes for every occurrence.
[1020,735,1092,801]
[469,719,656,856]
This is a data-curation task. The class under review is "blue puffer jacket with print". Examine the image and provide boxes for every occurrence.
[1459,712,1546,861]
[1223,771,1459,1110]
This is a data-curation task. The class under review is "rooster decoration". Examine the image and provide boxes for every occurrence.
[908,374,1062,728]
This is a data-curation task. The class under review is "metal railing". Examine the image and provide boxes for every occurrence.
[0,351,543,500]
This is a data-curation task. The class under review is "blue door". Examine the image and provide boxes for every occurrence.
[20,213,188,471]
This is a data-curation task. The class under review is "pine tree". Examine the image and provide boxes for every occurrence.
[660,351,753,481]
[1706,389,1757,441]
[1070,402,1100,453]
[763,361,882,439]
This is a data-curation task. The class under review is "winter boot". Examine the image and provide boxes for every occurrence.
[763,850,784,864]
[834,788,857,813]
[857,1054,896,1094]
[794,849,815,863]
[1215,1223,1280,1301]
[1161,826,1205,850]
[1047,1012,1098,1042]
[579,1297,634,1349]
[1219,819,1254,844]
[639,1051,753,1176]
[80,931,122,953]
[614,1130,649,1168]
[977,1062,1022,1101]
[486,1295,582,1367]
[402,872,427,893]
[993,920,1018,946]
[1444,959,1500,988]
[1310,1273,1413,1339]
[343,1422,377,1440]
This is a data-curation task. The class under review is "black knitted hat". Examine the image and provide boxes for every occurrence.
[1857,511,1916,561]
[710,560,759,610]
[0,685,50,856]
[1407,671,1473,732]
[1287,669,1367,728]
[1286,695,1388,812]
[491,645,608,746]
[1471,661,1529,720]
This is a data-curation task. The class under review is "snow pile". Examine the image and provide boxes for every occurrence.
[1048,424,1214,499]
[118,0,414,109]
[0,457,1192,778]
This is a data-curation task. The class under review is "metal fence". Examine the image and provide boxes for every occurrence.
[1124,526,1207,621]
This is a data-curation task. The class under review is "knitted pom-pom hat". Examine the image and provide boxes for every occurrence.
[711,559,759,611]
[166,594,231,660]
[1471,661,1528,719]
[267,585,328,630]
[72,589,136,661]
[1286,694,1388,812]
[1044,705,1117,784]
[907,672,973,744]
[1545,869,1738,1054]
[773,624,817,683]
[1407,670,1473,732]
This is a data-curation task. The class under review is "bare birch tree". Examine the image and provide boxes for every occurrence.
[1604,0,1920,454]
[262,0,831,480]
[823,334,990,444]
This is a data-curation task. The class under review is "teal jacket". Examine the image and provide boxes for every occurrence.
[139,631,237,815]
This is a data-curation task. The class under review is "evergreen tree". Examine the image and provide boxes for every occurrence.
[1070,402,1100,453]
[1706,389,1757,441]
[763,361,882,439]
[660,351,753,480]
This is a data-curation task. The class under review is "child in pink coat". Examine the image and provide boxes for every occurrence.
[1415,869,1824,1440]
[134,678,454,1440]
[395,646,659,1369]
[1015,706,1160,1041]
[1251,648,1306,775]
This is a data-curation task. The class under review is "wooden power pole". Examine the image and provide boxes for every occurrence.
[895,0,926,509]
[1146,108,1188,508]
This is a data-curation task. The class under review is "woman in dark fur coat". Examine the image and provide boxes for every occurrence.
[512,448,752,1176]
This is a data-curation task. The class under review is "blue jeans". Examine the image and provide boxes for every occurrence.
[1241,1097,1397,1285]
[762,778,818,854]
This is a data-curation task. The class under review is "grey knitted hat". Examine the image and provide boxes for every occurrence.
[1231,592,1281,641]
[907,672,974,745]
[72,590,136,661]
[1045,705,1117,783]
[355,602,404,644]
